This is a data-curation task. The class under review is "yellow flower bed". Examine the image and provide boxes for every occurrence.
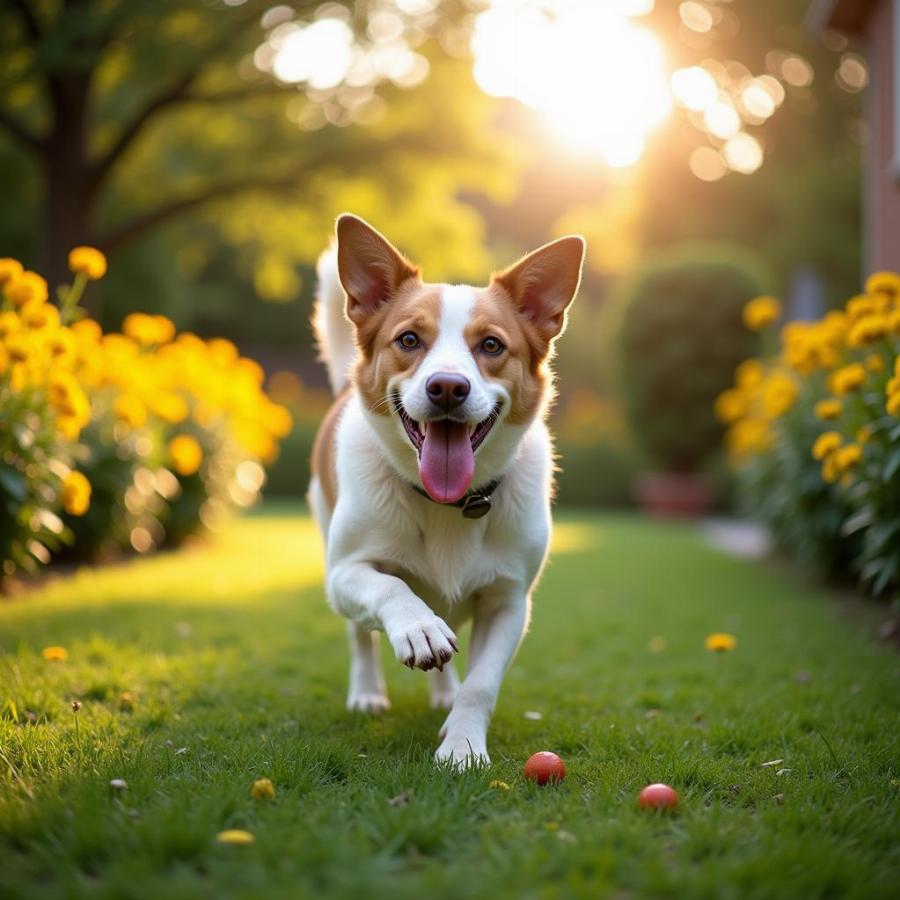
[1,250,293,581]
[717,273,900,595]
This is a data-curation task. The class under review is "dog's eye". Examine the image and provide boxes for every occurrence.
[480,336,505,355]
[396,331,420,350]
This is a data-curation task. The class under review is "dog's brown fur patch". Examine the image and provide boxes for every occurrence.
[311,388,351,508]
[353,283,443,416]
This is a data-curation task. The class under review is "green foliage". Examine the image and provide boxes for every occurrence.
[0,388,72,577]
[737,405,860,577]
[617,243,769,472]
[0,1,520,318]
[0,509,898,898]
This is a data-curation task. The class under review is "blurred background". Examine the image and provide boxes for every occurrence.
[0,0,880,509]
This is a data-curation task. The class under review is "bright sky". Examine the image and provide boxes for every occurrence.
[254,0,817,177]
[470,0,669,167]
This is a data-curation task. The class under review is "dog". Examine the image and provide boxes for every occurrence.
[308,214,585,766]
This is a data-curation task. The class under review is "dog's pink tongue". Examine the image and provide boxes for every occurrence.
[419,419,474,503]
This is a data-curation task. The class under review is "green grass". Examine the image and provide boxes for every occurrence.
[1,507,898,900]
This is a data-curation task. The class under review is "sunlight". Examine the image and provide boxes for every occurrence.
[471,0,670,168]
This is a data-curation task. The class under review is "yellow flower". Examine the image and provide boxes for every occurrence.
[812,431,842,461]
[855,425,873,444]
[735,359,765,389]
[5,271,48,307]
[0,311,20,338]
[62,471,91,516]
[889,309,900,335]
[887,392,900,416]
[71,319,102,343]
[114,393,148,428]
[705,633,737,652]
[847,315,888,348]
[216,830,255,845]
[742,296,781,331]
[250,778,276,801]
[822,455,839,483]
[829,363,866,395]
[864,353,884,373]
[169,434,203,475]
[123,313,175,346]
[864,271,900,296]
[41,645,69,661]
[0,258,24,286]
[262,402,293,438]
[761,372,797,419]
[20,300,60,331]
[68,246,107,280]
[714,389,747,425]
[834,442,862,472]
[814,398,842,420]
[489,780,511,790]
[0,342,7,376]
[151,392,188,424]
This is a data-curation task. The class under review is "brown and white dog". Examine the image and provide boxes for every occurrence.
[309,214,585,766]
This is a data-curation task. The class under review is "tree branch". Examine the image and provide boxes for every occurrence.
[0,107,43,151]
[94,171,306,253]
[90,6,279,184]
[11,0,42,42]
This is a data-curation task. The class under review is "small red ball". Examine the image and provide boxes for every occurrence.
[523,751,566,785]
[638,783,679,810]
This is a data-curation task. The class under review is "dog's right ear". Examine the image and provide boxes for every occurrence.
[335,214,419,325]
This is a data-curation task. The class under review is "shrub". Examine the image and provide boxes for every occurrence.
[718,272,900,597]
[616,244,771,472]
[0,251,293,584]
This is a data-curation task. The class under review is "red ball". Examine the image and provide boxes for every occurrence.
[523,751,566,785]
[638,783,679,810]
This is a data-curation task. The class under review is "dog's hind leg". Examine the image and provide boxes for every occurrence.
[428,664,459,710]
[346,621,390,713]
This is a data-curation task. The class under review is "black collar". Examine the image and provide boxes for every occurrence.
[410,479,502,519]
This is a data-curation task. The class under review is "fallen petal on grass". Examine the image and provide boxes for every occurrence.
[705,633,737,652]
[761,759,784,768]
[251,778,276,801]
[216,830,255,845]
[523,710,543,721]
[388,792,410,807]
[109,779,127,791]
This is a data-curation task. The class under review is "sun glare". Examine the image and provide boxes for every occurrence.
[471,0,671,168]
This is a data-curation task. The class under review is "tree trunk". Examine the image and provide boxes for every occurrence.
[39,75,95,305]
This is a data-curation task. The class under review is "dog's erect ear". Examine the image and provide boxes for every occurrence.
[493,236,585,341]
[335,214,419,324]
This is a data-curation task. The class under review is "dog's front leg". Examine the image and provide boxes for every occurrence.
[435,584,529,767]
[328,561,459,671]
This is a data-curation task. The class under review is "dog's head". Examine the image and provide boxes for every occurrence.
[336,214,584,504]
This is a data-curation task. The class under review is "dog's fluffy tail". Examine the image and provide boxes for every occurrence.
[312,244,356,395]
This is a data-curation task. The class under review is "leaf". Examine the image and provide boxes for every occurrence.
[0,467,27,502]
[884,447,900,483]
[841,508,873,537]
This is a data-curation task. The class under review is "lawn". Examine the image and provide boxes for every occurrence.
[1,506,898,900]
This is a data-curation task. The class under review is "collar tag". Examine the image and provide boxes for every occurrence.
[461,493,492,519]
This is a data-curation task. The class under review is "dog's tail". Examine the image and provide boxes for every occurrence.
[312,244,356,395]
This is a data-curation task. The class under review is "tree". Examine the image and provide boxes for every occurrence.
[0,0,516,301]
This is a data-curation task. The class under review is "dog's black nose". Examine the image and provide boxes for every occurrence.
[426,373,470,412]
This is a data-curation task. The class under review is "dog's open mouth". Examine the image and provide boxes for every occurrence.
[393,395,501,504]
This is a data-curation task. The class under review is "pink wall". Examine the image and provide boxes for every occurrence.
[865,0,900,271]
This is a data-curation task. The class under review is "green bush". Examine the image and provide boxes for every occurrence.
[616,244,771,472]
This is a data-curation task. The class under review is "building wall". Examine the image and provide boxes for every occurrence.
[865,0,900,271]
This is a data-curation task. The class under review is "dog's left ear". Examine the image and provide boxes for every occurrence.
[493,236,585,341]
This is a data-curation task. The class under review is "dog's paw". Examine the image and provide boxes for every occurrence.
[388,615,458,672]
[434,733,490,769]
[347,691,391,714]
